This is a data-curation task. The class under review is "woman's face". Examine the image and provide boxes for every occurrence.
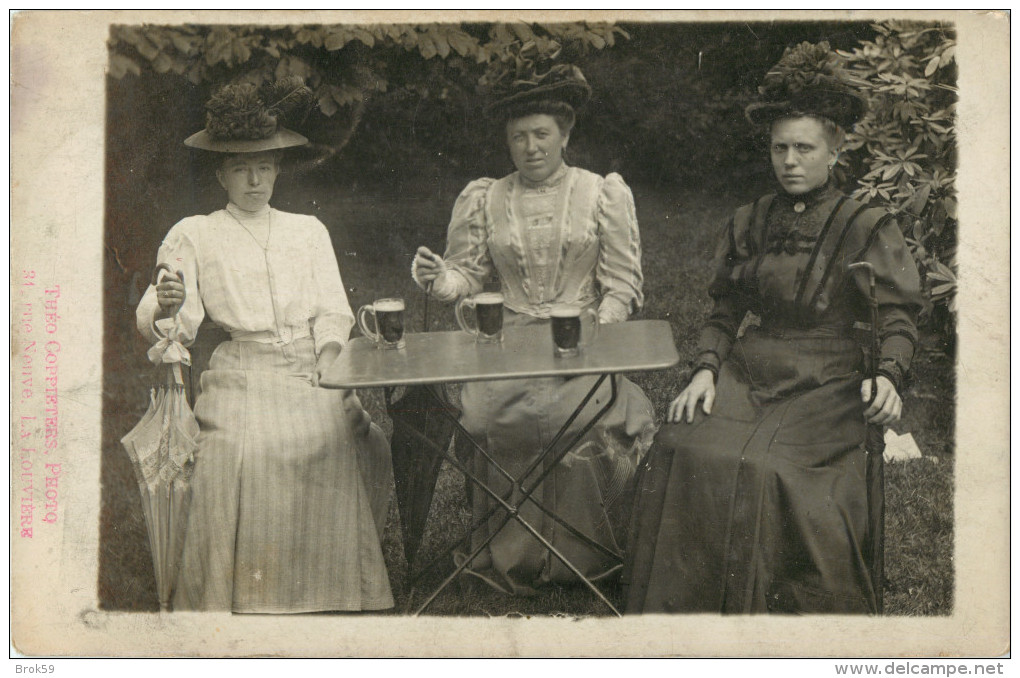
[506,114,569,183]
[769,117,838,195]
[217,152,280,211]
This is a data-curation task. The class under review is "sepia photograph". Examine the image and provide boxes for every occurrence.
[10,9,1009,658]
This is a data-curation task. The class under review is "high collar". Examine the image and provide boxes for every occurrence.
[226,202,271,220]
[518,163,568,190]
[775,179,841,209]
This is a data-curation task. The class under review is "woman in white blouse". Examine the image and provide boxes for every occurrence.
[412,66,656,595]
[137,80,393,613]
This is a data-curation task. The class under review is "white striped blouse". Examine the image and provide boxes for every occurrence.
[136,204,355,355]
[429,165,644,324]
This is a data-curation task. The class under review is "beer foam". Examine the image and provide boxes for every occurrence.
[374,298,405,312]
[472,292,504,304]
[549,305,581,317]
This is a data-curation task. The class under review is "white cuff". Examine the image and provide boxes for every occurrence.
[411,257,461,301]
[430,270,461,301]
[597,296,631,324]
[411,256,428,290]
[313,313,353,354]
[153,316,177,338]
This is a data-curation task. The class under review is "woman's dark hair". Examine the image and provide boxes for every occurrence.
[771,113,846,150]
[501,99,576,136]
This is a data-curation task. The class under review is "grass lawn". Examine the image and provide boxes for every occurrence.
[100,176,954,616]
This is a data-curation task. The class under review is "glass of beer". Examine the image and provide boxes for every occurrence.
[550,304,599,358]
[455,292,504,344]
[357,297,405,350]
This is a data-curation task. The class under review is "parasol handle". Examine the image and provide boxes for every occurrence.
[848,262,879,407]
[848,261,877,308]
[422,281,453,403]
[152,262,172,285]
[424,281,433,332]
[152,262,184,286]
[152,263,186,320]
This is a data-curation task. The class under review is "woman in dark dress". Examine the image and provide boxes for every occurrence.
[623,43,923,614]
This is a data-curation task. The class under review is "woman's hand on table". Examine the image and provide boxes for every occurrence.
[412,246,448,284]
[154,269,186,320]
[314,342,343,386]
[862,375,901,425]
[668,369,716,424]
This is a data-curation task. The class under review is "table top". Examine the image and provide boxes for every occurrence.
[319,319,679,389]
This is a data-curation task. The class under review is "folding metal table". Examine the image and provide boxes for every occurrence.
[319,319,679,616]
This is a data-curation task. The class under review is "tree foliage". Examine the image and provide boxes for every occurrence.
[107,21,959,348]
[839,21,957,342]
[108,22,627,163]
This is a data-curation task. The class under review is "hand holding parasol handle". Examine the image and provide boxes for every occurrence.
[150,263,191,387]
[152,263,186,320]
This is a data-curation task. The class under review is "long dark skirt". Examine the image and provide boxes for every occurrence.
[623,328,884,614]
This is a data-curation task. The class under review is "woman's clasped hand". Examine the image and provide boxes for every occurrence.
[411,246,448,285]
[154,270,186,318]
[861,375,902,426]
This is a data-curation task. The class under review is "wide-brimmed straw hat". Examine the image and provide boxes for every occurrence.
[184,76,314,153]
[485,63,592,117]
[744,41,868,130]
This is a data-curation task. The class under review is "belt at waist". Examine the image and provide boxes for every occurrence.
[754,322,855,340]
[228,325,311,344]
[504,295,599,319]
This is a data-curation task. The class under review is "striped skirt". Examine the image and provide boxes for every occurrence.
[173,337,394,613]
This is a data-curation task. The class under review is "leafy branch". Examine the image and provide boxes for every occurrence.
[839,21,958,344]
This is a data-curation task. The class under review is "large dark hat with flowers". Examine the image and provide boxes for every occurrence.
[745,41,868,130]
[184,76,315,153]
[485,63,592,117]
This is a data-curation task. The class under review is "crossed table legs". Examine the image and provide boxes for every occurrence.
[395,373,623,616]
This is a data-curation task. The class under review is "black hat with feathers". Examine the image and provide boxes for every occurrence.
[744,41,868,130]
[484,63,592,118]
[185,76,315,153]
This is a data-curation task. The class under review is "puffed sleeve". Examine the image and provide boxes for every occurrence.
[853,215,923,392]
[308,217,356,353]
[425,178,496,303]
[692,215,753,380]
[595,173,644,323]
[136,221,204,348]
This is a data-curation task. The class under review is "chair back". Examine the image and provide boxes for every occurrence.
[183,319,230,407]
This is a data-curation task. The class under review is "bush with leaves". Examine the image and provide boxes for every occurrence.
[838,21,957,349]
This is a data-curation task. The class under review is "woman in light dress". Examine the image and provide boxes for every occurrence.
[136,80,393,613]
[412,65,656,595]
